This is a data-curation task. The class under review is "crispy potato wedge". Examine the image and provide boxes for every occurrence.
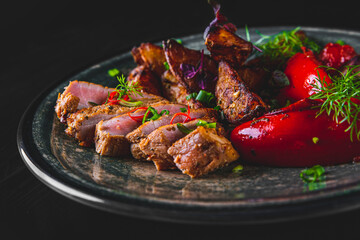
[205,26,253,68]
[163,39,218,93]
[127,65,162,96]
[131,43,166,78]
[216,61,269,125]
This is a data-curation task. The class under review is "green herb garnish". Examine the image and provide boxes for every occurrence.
[255,27,320,67]
[186,90,216,107]
[142,107,170,124]
[196,119,216,128]
[310,65,360,141]
[115,74,142,99]
[300,165,325,183]
[232,164,244,173]
[108,68,120,77]
[177,123,194,134]
[312,137,320,144]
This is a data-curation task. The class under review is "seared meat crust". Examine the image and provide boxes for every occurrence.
[216,61,269,125]
[168,126,240,178]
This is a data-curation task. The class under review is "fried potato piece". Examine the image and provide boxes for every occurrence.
[205,26,253,68]
[163,39,218,93]
[131,43,166,78]
[127,65,162,96]
[216,61,269,125]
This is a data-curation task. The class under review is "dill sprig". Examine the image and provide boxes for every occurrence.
[310,65,360,141]
[115,74,142,100]
[254,27,320,68]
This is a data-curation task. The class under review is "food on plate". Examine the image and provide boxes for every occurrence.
[54,1,360,177]
[215,60,269,125]
[169,126,239,178]
[95,103,186,156]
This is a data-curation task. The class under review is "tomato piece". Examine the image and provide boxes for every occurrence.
[318,42,357,69]
[230,99,360,167]
[277,51,331,105]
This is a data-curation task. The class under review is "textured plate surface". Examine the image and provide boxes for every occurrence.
[18,26,360,224]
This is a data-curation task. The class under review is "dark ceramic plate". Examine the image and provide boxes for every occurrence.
[17,26,360,224]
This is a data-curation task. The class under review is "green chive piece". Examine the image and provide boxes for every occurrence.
[118,100,143,107]
[195,90,215,104]
[177,123,194,134]
[300,165,325,183]
[163,61,170,70]
[196,119,216,128]
[179,107,187,113]
[108,68,120,77]
[335,40,345,46]
[88,101,99,106]
[232,164,244,173]
[312,137,320,144]
[186,92,198,100]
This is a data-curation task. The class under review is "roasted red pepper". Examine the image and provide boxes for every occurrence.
[277,49,331,105]
[230,99,360,167]
[318,42,357,69]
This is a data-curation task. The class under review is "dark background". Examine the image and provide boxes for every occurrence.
[2,1,360,239]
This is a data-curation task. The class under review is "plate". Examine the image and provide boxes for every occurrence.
[17,26,360,224]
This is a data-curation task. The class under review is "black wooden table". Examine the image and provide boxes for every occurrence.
[2,1,360,239]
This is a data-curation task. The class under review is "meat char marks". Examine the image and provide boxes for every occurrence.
[126,107,218,160]
[55,80,115,122]
[94,103,186,156]
[139,117,222,171]
[168,126,239,178]
[56,80,169,147]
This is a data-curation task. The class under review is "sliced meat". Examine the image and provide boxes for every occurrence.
[205,25,253,68]
[55,81,115,122]
[139,117,219,170]
[215,61,269,125]
[168,126,240,178]
[126,108,218,159]
[95,103,187,156]
[65,95,168,147]
[131,43,166,78]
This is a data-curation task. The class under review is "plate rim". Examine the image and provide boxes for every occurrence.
[17,26,360,224]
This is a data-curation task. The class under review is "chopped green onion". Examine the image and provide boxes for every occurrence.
[195,90,215,104]
[180,107,188,113]
[186,92,198,100]
[335,40,345,46]
[312,137,320,144]
[142,107,170,124]
[300,165,325,183]
[88,101,99,106]
[118,100,143,107]
[232,164,244,173]
[177,123,194,134]
[196,119,216,128]
[164,61,170,70]
[108,68,120,77]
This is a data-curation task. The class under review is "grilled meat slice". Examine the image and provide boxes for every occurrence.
[126,108,218,159]
[95,103,187,156]
[131,43,166,78]
[127,65,162,96]
[55,81,114,122]
[168,126,240,178]
[216,61,269,125]
[163,39,218,94]
[65,94,168,147]
[139,117,219,170]
[205,25,253,68]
